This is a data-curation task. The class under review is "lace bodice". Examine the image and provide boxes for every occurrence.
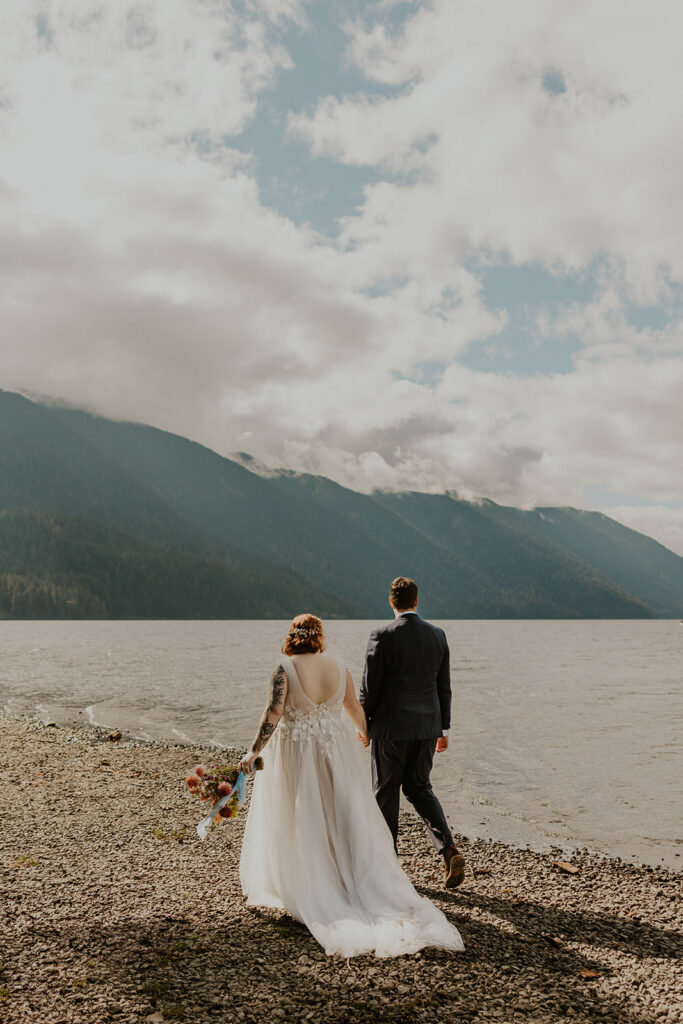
[277,655,348,755]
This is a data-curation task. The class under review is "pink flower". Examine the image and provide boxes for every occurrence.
[186,773,200,790]
[219,806,233,819]
[217,781,233,796]
[194,764,206,778]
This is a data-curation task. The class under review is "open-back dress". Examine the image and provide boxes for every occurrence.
[239,654,464,957]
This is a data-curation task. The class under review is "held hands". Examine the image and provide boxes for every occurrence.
[238,750,258,775]
[357,730,371,748]
[436,736,449,753]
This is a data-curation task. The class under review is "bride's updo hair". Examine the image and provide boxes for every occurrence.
[282,613,325,655]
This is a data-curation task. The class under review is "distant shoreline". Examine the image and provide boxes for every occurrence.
[2,710,680,1023]
[1,615,680,621]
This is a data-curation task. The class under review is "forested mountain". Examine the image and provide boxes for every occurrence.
[372,492,683,618]
[0,389,681,619]
[0,508,352,619]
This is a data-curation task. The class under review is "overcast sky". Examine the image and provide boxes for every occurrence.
[1,1,682,553]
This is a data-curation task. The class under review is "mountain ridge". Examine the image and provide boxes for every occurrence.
[0,389,680,619]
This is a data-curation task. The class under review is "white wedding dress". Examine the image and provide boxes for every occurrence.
[239,654,464,958]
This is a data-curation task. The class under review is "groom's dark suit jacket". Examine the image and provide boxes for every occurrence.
[360,613,451,741]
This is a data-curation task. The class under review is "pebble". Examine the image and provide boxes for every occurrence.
[1,710,681,1024]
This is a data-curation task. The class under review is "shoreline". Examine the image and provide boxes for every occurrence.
[2,711,681,1024]
[13,700,680,871]
[3,616,681,872]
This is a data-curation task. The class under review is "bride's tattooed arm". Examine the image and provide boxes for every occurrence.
[251,717,276,753]
[268,665,287,713]
[245,664,289,761]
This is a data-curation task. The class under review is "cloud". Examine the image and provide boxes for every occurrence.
[0,1,681,557]
[292,0,683,288]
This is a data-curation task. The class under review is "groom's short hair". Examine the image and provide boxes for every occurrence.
[390,576,418,610]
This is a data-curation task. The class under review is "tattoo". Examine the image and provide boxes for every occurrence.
[250,664,287,754]
[252,719,276,754]
[268,665,287,712]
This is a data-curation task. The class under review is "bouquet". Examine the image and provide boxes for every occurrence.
[185,761,263,840]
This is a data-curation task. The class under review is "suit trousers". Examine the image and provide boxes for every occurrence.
[370,738,453,854]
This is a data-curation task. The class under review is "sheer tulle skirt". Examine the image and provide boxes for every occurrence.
[239,717,464,958]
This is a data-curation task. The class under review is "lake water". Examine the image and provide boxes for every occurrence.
[1,619,681,869]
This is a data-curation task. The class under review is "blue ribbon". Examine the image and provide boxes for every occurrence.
[196,770,247,840]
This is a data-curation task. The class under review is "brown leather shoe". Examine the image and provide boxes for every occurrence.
[443,844,466,888]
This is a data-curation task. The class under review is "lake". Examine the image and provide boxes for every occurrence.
[1,619,681,869]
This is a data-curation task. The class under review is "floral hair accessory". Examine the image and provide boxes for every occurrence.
[291,625,318,639]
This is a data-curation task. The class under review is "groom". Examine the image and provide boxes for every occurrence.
[359,576,466,888]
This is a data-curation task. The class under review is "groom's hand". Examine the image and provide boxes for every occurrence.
[436,736,449,753]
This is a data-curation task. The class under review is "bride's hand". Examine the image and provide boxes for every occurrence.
[357,730,370,748]
[239,750,258,775]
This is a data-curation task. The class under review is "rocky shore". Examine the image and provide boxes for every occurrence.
[1,712,681,1024]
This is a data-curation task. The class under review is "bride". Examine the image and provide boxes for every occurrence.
[238,614,464,958]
